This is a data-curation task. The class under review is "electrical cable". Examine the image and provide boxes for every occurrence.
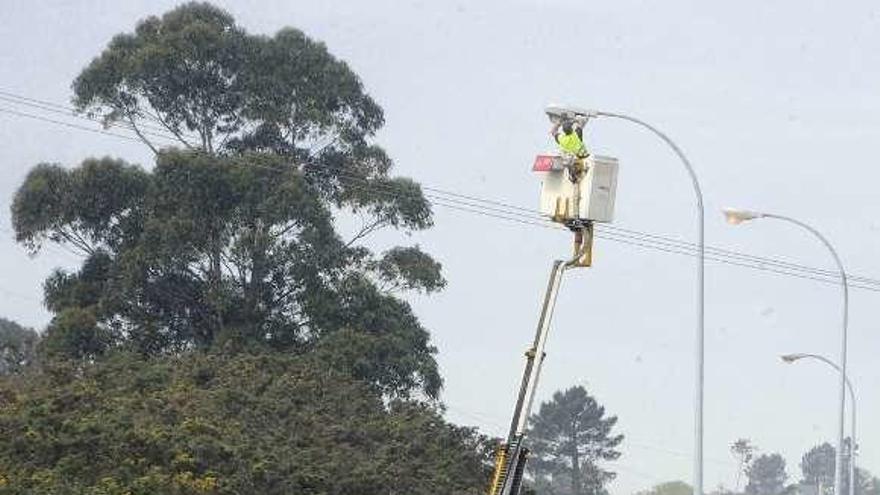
[0,89,200,141]
[0,106,143,143]
[3,92,880,293]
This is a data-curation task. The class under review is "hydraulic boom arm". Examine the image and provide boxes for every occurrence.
[488,259,569,495]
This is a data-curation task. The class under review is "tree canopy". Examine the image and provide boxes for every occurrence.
[527,385,623,495]
[745,453,788,495]
[800,443,836,494]
[0,318,39,375]
[72,2,383,157]
[797,441,868,495]
[12,2,445,400]
[0,352,492,494]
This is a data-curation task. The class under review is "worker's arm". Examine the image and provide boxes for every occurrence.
[549,121,561,142]
[573,116,587,139]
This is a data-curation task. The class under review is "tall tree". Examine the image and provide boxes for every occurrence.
[799,442,861,495]
[527,386,623,495]
[745,453,788,495]
[732,439,757,492]
[12,2,445,399]
[801,443,836,495]
[0,318,39,375]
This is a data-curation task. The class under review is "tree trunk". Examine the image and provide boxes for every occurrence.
[571,417,582,495]
[207,228,223,346]
[246,220,267,340]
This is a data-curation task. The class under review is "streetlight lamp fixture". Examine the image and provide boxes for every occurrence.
[723,207,850,495]
[780,353,801,364]
[722,208,764,225]
[781,353,858,495]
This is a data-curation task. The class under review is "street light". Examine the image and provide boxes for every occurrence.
[723,208,849,495]
[554,106,706,495]
[781,353,858,495]
[722,208,763,225]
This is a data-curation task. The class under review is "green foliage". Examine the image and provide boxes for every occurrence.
[73,2,248,154]
[73,0,384,157]
[745,453,787,495]
[371,245,446,294]
[38,307,111,362]
[13,2,447,399]
[5,4,470,491]
[71,1,433,242]
[797,441,868,495]
[12,158,149,254]
[527,386,623,495]
[0,319,39,375]
[636,480,694,495]
[13,151,441,398]
[800,443,836,490]
[0,352,491,494]
[232,26,384,156]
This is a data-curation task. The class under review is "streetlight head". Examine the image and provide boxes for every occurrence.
[780,353,806,363]
[722,207,764,225]
[545,104,598,123]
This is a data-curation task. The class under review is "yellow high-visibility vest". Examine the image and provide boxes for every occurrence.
[557,132,587,156]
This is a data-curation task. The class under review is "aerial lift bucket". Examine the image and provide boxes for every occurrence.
[532,152,618,266]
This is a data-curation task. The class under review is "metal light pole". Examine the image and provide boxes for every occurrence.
[570,108,705,495]
[723,209,849,495]
[782,353,858,495]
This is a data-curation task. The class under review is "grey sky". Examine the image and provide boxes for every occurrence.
[1,1,878,493]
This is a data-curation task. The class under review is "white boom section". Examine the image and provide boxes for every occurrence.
[513,260,567,435]
[496,259,569,495]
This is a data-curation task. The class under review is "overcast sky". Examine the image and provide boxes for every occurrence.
[2,1,879,493]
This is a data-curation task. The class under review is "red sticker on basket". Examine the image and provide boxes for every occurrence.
[533,155,555,172]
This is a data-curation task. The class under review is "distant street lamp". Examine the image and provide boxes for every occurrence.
[723,208,849,495]
[782,353,858,495]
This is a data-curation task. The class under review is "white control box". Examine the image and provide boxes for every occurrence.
[533,154,619,223]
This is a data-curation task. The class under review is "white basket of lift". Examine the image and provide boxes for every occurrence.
[532,154,619,223]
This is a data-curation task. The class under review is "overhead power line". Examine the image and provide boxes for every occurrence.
[2,90,879,293]
[0,106,143,143]
[0,88,868,275]
[326,172,880,292]
[0,89,199,142]
[422,186,880,286]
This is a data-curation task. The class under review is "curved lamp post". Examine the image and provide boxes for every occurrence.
[782,353,857,495]
[577,109,705,495]
[723,208,849,495]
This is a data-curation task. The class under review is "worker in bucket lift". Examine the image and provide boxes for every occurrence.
[550,114,589,158]
[550,114,589,182]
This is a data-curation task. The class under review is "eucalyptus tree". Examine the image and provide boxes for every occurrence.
[12,2,444,399]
